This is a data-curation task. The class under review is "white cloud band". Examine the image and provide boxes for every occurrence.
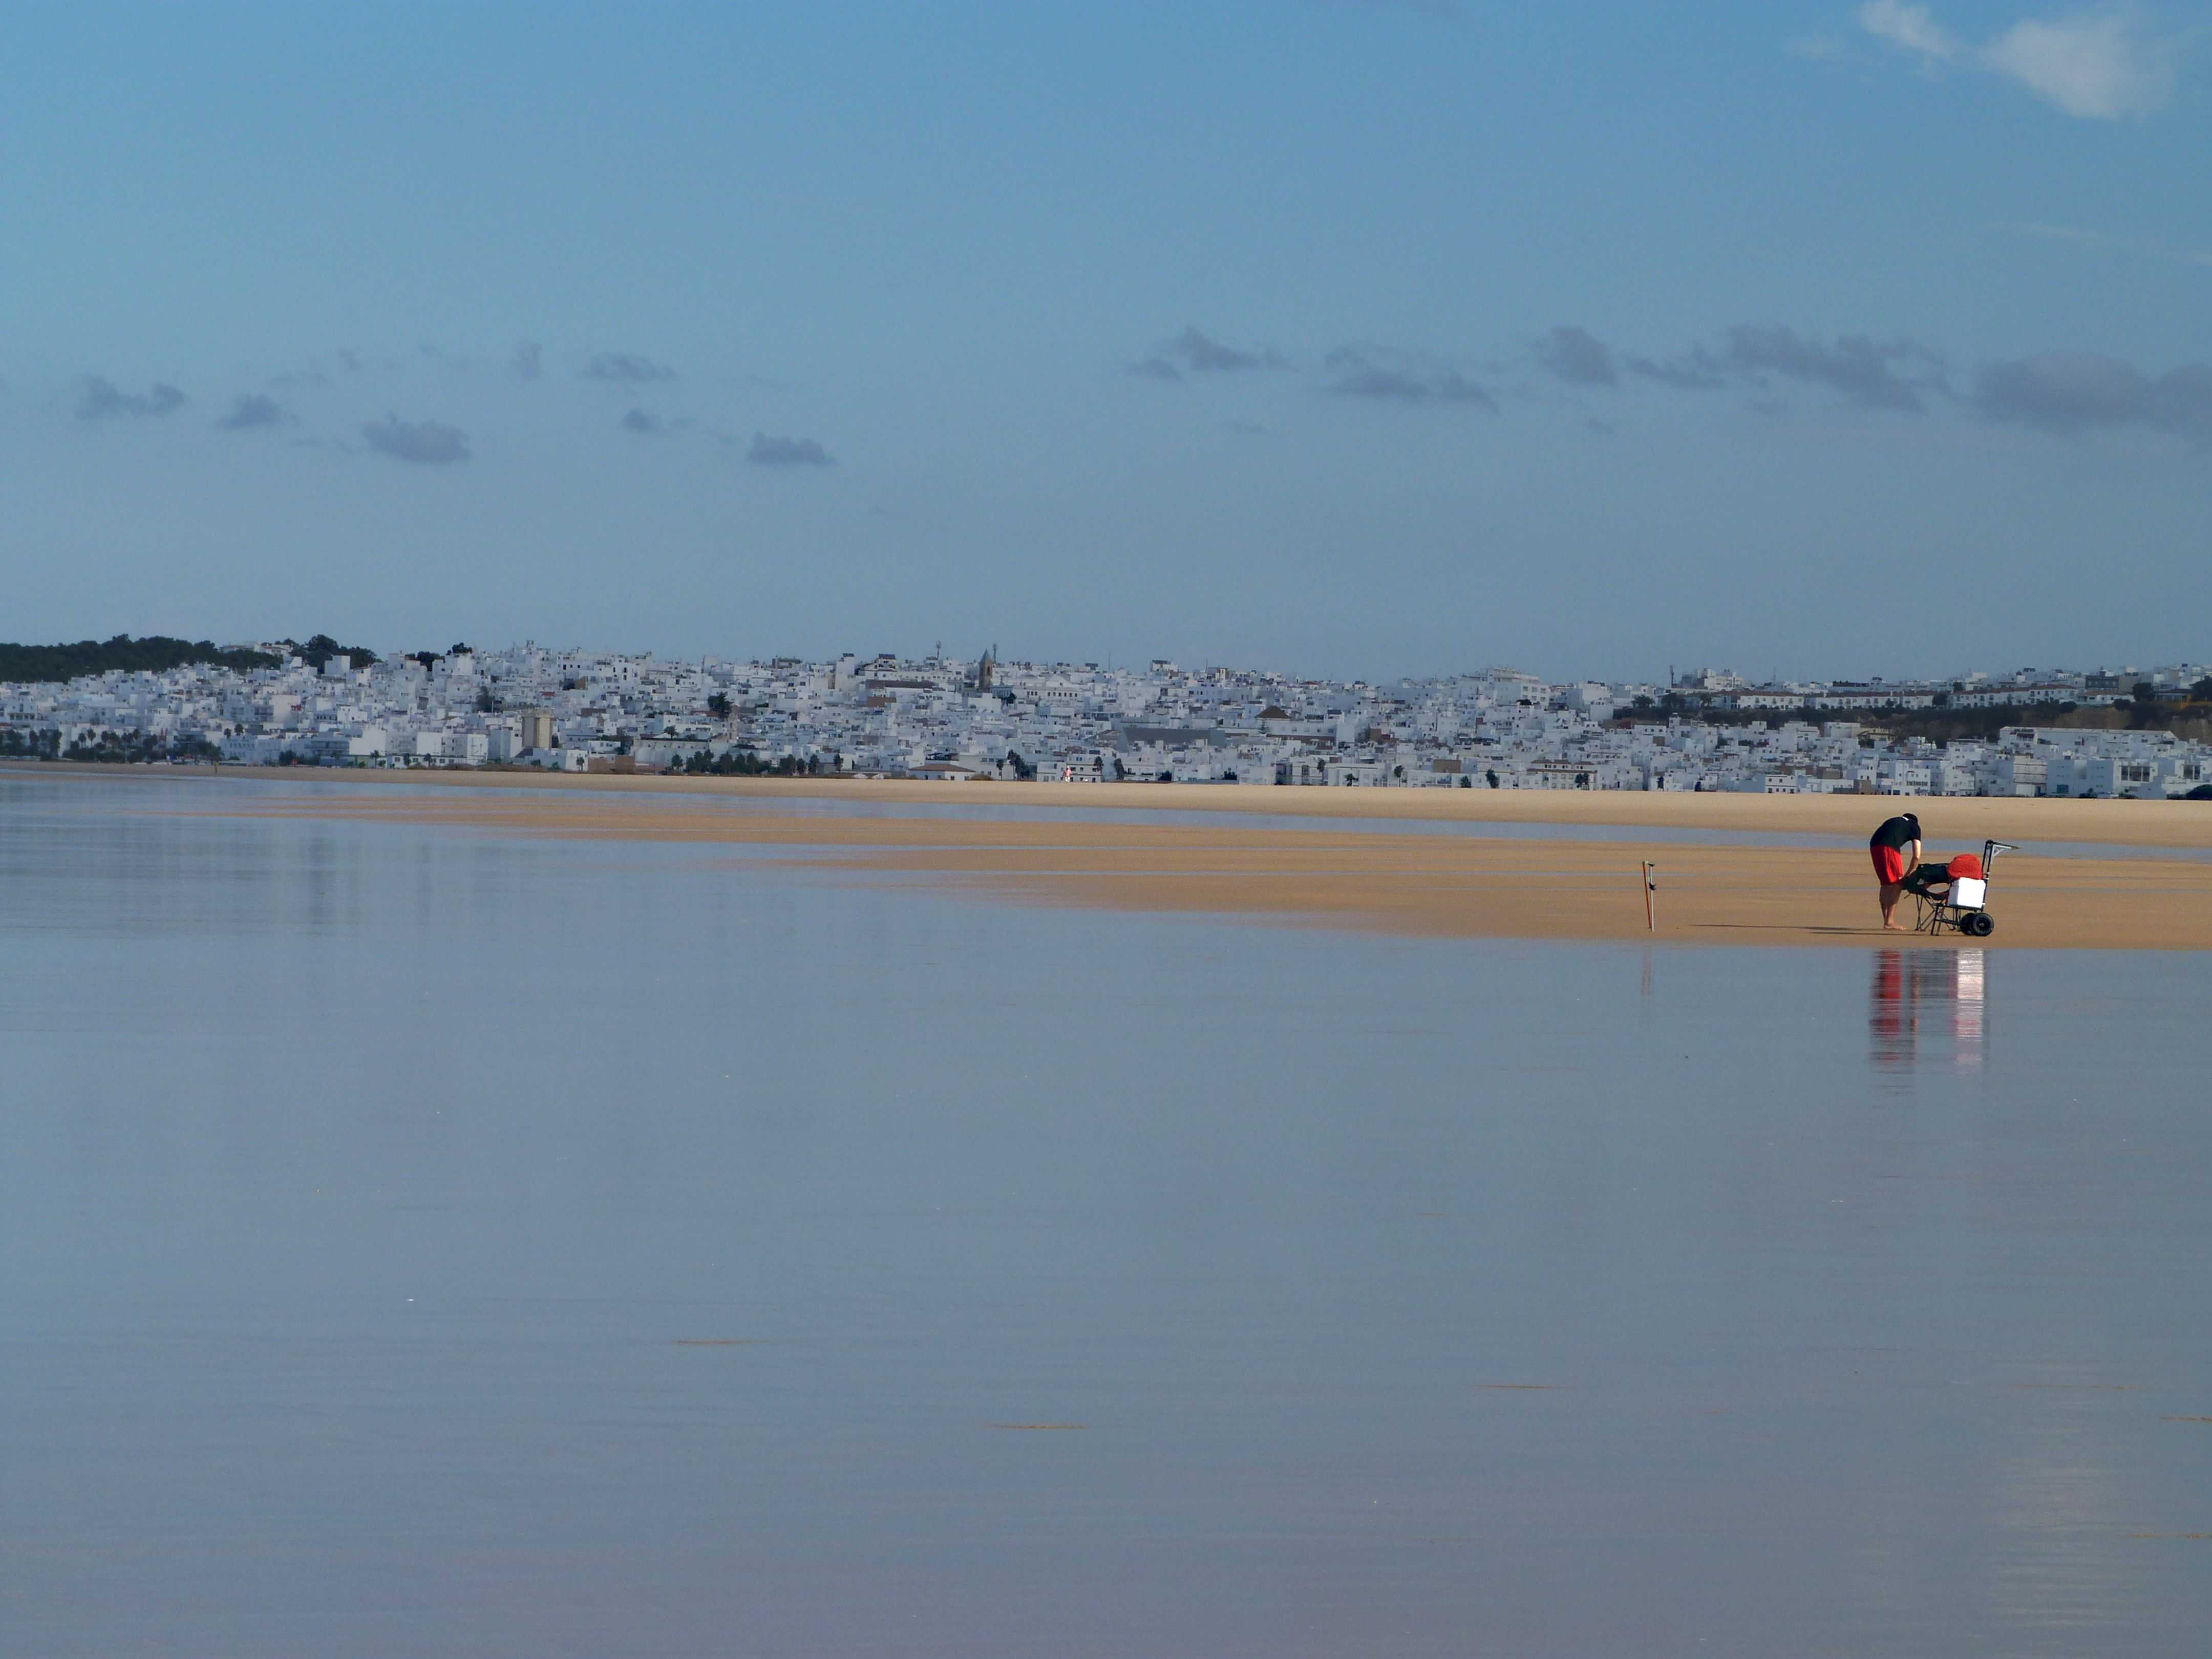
[1855,3,2176,119]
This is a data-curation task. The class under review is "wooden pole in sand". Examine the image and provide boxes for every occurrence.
[1642,861,1656,932]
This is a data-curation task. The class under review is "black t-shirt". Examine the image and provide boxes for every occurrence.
[1869,814,1921,852]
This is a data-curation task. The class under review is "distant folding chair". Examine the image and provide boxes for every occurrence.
[1908,840,2019,939]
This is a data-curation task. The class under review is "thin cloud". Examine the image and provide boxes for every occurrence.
[511,341,543,381]
[1858,0,1961,62]
[621,408,663,434]
[747,432,834,466]
[1627,349,1729,390]
[1975,352,2212,439]
[1856,3,2178,118]
[1984,13,2175,118]
[2003,219,2212,273]
[216,394,285,431]
[76,376,186,419]
[1140,326,1290,378]
[1323,347,1495,408]
[361,415,471,464]
[1534,325,1619,387]
[1719,324,1941,411]
[1612,325,1941,406]
[583,353,676,383]
[2010,220,2112,247]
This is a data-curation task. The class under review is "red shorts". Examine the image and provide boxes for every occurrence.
[1871,845,1907,884]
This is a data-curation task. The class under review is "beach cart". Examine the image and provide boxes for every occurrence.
[1908,839,2019,938]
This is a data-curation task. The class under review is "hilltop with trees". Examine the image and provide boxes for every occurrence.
[0,634,282,684]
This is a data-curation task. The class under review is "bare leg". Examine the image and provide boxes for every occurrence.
[1880,882,1906,929]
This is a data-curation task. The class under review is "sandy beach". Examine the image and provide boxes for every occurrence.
[95,765,2212,950]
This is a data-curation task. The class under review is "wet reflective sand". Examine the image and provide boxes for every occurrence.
[186,780,2212,949]
[39,759,2212,848]
[5,775,2210,1657]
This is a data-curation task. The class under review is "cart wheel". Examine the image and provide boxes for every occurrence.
[1964,911,1994,938]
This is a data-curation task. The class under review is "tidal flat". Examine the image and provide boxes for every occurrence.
[195,771,2212,949]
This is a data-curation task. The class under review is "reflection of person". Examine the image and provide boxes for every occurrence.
[1868,812,1922,931]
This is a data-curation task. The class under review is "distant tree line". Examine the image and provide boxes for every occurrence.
[0,634,281,684]
[66,733,222,764]
[1621,692,2212,746]
[0,631,413,683]
[0,727,220,764]
[283,633,381,669]
[673,748,839,777]
[1,728,60,759]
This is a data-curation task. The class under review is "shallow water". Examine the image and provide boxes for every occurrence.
[4,774,2209,1657]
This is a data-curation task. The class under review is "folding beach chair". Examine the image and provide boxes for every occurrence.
[1908,840,2019,939]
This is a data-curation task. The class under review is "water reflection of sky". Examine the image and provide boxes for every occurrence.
[6,773,2211,1658]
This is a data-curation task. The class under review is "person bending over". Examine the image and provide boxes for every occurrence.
[1868,811,1922,931]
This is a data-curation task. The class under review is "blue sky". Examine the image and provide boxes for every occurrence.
[4,2,2206,679]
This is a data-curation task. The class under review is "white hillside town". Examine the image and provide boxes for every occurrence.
[6,643,2212,799]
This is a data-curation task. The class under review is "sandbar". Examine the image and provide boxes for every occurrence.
[153,778,2212,950]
